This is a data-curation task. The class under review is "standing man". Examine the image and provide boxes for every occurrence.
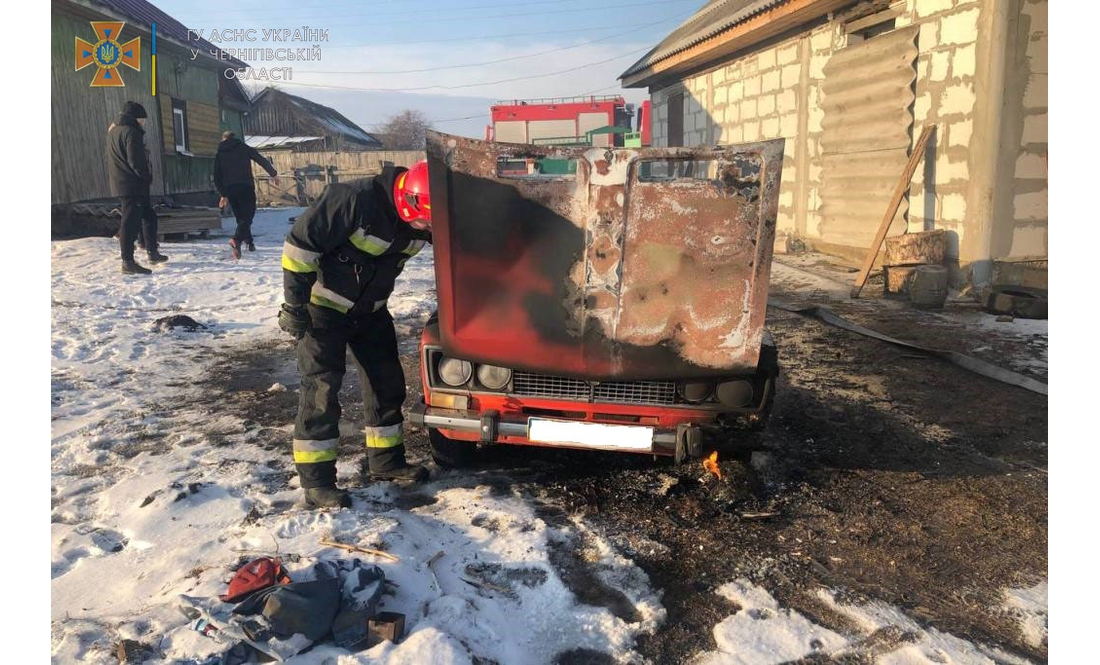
[214,131,278,259]
[278,161,433,509]
[107,101,168,274]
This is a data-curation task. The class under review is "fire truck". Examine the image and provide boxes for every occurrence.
[486,95,652,149]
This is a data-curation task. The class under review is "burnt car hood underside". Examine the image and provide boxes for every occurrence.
[426,130,784,381]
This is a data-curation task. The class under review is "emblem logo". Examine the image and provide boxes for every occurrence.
[76,22,141,87]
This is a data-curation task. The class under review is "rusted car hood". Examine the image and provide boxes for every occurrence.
[425,131,784,381]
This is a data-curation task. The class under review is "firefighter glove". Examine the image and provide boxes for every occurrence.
[278,303,311,339]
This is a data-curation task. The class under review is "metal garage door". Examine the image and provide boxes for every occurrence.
[820,26,919,248]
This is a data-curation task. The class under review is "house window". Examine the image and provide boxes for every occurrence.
[667,92,684,147]
[171,99,189,153]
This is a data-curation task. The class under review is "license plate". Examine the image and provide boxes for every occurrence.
[527,418,654,451]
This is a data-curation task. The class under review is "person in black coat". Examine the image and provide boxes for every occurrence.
[106,101,167,274]
[214,131,279,259]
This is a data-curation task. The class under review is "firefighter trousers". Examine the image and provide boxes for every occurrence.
[293,306,410,488]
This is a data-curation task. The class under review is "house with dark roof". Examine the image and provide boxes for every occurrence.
[244,87,382,153]
[621,0,1047,289]
[52,0,252,220]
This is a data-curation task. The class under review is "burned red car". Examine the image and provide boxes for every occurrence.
[409,131,783,466]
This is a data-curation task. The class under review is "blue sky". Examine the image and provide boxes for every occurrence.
[155,0,704,137]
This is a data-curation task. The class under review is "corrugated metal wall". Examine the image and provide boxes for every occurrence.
[819,26,918,248]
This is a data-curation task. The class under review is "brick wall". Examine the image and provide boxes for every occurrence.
[648,0,1047,272]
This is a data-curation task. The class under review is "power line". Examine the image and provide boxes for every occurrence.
[317,21,670,48]
[274,44,652,94]
[298,13,686,75]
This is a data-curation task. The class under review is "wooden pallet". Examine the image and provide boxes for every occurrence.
[156,208,223,240]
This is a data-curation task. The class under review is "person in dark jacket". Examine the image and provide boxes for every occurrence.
[107,101,167,274]
[214,131,278,259]
[277,161,432,509]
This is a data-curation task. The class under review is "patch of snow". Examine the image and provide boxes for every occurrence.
[1003,581,1048,649]
[692,580,1040,664]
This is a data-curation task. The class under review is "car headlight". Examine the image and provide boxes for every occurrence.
[678,381,713,403]
[438,357,473,387]
[476,364,512,391]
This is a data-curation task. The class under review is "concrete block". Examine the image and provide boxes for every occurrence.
[929,50,950,82]
[745,76,761,97]
[727,124,744,144]
[742,120,760,142]
[1023,73,1047,109]
[1022,112,1047,145]
[808,107,824,133]
[728,61,743,79]
[941,192,967,221]
[744,57,759,77]
[1015,152,1047,180]
[914,92,932,121]
[778,44,799,65]
[730,81,744,101]
[780,113,798,137]
[1014,190,1047,221]
[1027,32,1048,75]
[810,29,833,52]
[938,82,976,116]
[762,70,781,92]
[724,104,741,124]
[919,21,939,50]
[810,53,829,79]
[762,116,780,138]
[782,64,802,88]
[741,98,758,119]
[936,154,970,182]
[952,44,977,79]
[712,67,727,85]
[779,189,794,208]
[757,49,777,71]
[1008,224,1047,256]
[809,163,823,182]
[759,94,776,116]
[714,86,728,105]
[777,89,798,114]
[939,8,980,46]
[917,0,954,18]
[1022,0,1048,36]
[948,120,973,148]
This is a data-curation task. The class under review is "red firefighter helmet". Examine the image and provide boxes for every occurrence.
[394,161,431,228]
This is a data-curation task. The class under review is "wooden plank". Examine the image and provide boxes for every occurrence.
[850,124,937,298]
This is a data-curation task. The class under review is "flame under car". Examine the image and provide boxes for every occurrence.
[408,131,784,465]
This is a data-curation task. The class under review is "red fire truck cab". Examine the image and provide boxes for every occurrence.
[408,131,784,466]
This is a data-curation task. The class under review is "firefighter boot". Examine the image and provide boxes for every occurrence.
[303,486,351,509]
[296,461,351,509]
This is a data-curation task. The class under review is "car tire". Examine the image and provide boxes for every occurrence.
[428,429,477,468]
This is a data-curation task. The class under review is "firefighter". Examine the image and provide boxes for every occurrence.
[278,161,433,509]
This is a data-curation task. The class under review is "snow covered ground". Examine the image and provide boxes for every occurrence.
[51,211,1045,663]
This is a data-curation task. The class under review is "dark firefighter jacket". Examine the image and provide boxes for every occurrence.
[106,113,153,197]
[214,137,277,196]
[281,167,430,318]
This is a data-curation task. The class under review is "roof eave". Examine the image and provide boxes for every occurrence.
[621,0,851,89]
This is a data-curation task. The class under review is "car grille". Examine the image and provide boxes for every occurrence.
[512,372,677,406]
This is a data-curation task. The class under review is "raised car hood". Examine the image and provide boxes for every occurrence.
[425,131,783,381]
